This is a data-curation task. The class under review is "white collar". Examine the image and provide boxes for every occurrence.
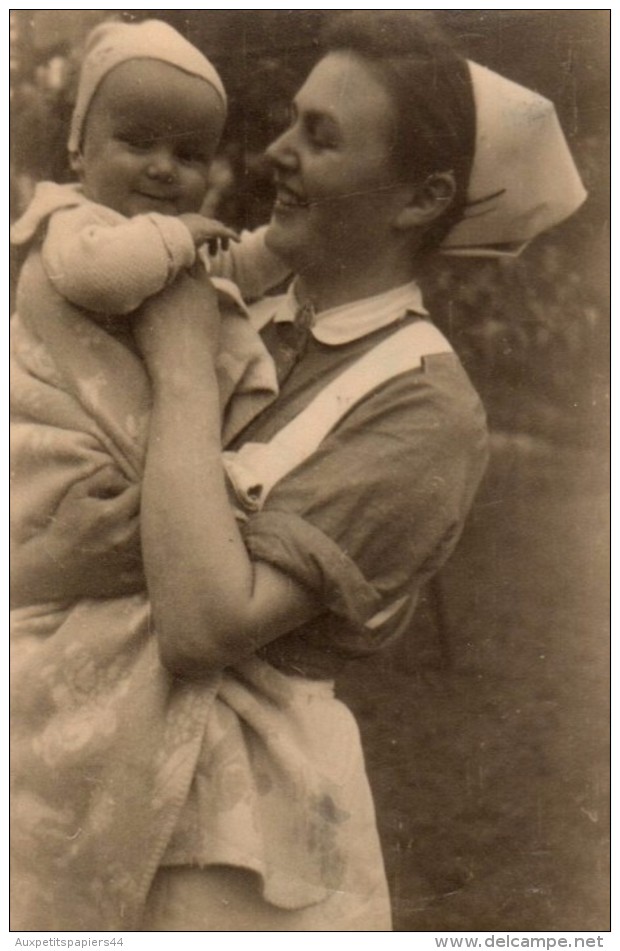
[272,280,429,345]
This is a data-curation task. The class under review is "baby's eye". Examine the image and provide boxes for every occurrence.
[176,146,209,165]
[117,133,152,152]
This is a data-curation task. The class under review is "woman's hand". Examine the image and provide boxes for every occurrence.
[133,266,221,383]
[11,467,144,607]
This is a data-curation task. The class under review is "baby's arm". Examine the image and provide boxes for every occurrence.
[207,225,291,301]
[179,213,239,255]
[42,204,201,316]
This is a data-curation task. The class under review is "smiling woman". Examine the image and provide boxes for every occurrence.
[10,10,587,933]
[265,51,421,297]
[264,16,476,297]
[128,13,583,931]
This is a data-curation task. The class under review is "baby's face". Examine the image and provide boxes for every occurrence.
[74,59,226,217]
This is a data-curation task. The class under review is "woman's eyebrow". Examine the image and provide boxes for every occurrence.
[293,93,339,127]
[304,107,335,123]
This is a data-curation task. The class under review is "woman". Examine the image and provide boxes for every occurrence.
[11,12,585,931]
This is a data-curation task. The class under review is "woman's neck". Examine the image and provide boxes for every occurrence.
[295,251,419,313]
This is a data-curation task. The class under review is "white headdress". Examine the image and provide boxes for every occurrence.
[441,61,587,257]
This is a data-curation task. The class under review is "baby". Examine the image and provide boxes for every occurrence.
[10,21,289,930]
[11,19,287,411]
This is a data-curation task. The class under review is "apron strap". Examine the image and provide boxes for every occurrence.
[224,318,453,512]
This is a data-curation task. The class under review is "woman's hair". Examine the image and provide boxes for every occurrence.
[321,11,476,251]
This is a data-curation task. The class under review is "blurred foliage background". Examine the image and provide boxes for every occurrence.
[10,10,609,449]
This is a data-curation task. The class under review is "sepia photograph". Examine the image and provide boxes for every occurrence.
[9,8,610,935]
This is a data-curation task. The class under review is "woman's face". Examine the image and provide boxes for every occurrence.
[264,51,411,275]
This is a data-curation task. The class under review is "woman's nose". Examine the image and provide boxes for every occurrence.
[265,127,298,170]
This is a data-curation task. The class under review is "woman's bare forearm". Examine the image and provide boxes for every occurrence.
[141,359,317,677]
[134,270,317,675]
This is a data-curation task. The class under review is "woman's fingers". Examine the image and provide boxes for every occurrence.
[111,513,142,552]
[75,465,131,500]
[52,469,140,550]
[98,483,141,519]
[66,468,140,519]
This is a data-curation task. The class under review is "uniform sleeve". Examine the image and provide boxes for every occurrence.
[207,226,291,302]
[42,205,196,315]
[241,360,488,641]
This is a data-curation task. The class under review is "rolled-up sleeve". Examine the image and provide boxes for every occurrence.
[243,510,384,626]
[241,356,488,647]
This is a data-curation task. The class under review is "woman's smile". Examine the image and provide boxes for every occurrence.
[264,52,406,273]
[273,183,309,211]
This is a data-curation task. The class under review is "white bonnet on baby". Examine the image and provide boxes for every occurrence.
[68,19,227,154]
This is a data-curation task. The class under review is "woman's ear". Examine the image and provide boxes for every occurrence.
[394,172,457,231]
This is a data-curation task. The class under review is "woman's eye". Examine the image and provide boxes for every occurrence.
[311,135,336,150]
[304,118,338,151]
[308,131,337,151]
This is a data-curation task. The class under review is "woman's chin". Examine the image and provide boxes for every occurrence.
[265,218,304,267]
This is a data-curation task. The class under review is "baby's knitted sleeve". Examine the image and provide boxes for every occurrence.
[207,226,290,302]
[42,204,197,315]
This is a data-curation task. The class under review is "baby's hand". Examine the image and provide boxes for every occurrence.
[179,213,239,254]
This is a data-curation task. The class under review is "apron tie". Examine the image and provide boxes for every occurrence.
[273,301,316,385]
